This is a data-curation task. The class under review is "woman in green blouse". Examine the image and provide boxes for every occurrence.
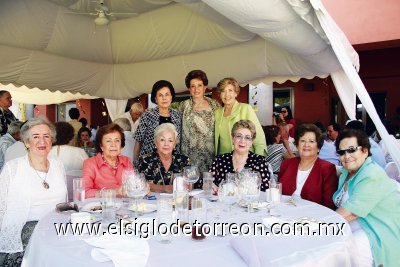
[214,77,266,156]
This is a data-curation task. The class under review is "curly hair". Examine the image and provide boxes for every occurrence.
[231,120,256,140]
[185,70,208,88]
[95,123,125,152]
[150,80,176,104]
[294,124,324,149]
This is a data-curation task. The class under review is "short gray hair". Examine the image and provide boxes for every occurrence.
[20,116,56,144]
[7,121,23,135]
[154,123,178,144]
[113,118,131,131]
[130,102,144,113]
[231,120,256,140]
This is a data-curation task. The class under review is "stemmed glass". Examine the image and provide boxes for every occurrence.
[218,178,238,213]
[238,171,261,212]
[183,166,200,196]
[125,173,149,217]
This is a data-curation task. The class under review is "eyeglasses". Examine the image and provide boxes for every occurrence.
[233,134,253,142]
[336,146,362,156]
[281,110,287,113]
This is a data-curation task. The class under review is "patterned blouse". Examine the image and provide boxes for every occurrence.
[266,143,286,180]
[210,152,271,191]
[0,108,18,136]
[138,149,190,186]
[178,97,220,173]
[133,107,182,159]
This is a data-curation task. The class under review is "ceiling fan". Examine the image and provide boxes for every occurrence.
[66,0,138,26]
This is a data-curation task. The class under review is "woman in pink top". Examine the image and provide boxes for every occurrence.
[82,123,133,198]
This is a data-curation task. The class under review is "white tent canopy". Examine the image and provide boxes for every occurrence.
[0,0,399,168]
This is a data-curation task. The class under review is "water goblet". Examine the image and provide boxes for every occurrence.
[126,173,149,218]
[183,166,200,196]
[218,179,238,213]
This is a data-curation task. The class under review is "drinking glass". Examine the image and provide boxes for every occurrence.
[126,173,149,218]
[218,179,238,213]
[269,182,282,217]
[122,169,136,204]
[156,197,174,244]
[72,178,85,205]
[101,189,116,224]
[202,172,215,200]
[183,166,200,196]
[238,172,261,213]
[190,197,207,241]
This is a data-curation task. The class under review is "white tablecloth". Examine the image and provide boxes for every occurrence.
[22,196,356,267]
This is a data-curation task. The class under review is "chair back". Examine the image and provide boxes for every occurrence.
[384,162,400,182]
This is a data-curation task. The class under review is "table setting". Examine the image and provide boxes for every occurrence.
[22,171,357,267]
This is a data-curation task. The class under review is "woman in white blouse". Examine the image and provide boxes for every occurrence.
[0,116,67,265]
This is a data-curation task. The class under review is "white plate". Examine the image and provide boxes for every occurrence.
[128,203,157,213]
[81,202,122,213]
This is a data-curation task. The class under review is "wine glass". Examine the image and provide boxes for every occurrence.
[126,173,149,218]
[238,172,261,213]
[183,166,200,196]
[218,179,238,213]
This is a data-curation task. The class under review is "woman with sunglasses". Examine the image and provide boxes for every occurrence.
[333,129,400,267]
[210,120,271,191]
[274,106,295,138]
[278,124,337,209]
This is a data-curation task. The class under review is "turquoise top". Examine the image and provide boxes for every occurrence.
[333,157,400,266]
[214,101,267,156]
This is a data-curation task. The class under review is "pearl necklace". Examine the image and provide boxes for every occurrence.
[28,155,50,189]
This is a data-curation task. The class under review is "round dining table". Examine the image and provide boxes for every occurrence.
[22,194,357,267]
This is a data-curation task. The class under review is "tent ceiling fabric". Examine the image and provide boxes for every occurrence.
[0,0,358,101]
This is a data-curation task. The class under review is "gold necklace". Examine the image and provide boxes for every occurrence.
[28,156,50,189]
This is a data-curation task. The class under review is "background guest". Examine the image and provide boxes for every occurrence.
[119,102,144,134]
[327,123,340,144]
[314,122,340,166]
[113,117,134,162]
[0,90,18,136]
[278,124,337,209]
[214,77,266,156]
[333,129,400,266]
[210,120,271,191]
[67,107,81,146]
[0,121,23,170]
[139,123,190,193]
[178,70,220,173]
[77,127,95,149]
[274,106,295,138]
[0,117,67,264]
[278,122,298,155]
[134,80,182,161]
[263,125,295,180]
[78,117,89,130]
[49,122,88,174]
[82,123,133,198]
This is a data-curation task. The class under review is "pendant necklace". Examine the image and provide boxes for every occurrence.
[29,156,50,189]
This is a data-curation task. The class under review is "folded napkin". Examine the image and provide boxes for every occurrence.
[230,237,261,267]
[84,233,149,267]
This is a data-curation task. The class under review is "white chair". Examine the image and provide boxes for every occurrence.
[384,162,400,182]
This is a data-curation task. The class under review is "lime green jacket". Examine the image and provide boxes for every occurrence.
[214,101,267,156]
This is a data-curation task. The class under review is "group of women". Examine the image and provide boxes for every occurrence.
[0,70,399,266]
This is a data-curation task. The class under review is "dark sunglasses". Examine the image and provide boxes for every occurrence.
[336,146,362,156]
[281,110,287,113]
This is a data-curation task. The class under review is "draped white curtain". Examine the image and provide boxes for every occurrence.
[104,99,128,122]
[311,0,400,169]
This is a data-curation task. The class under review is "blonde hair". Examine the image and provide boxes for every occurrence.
[217,77,240,94]
[130,102,144,113]
[154,123,179,144]
[231,120,256,140]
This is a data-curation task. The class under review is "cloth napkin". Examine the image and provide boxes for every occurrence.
[84,233,149,267]
[230,237,261,267]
